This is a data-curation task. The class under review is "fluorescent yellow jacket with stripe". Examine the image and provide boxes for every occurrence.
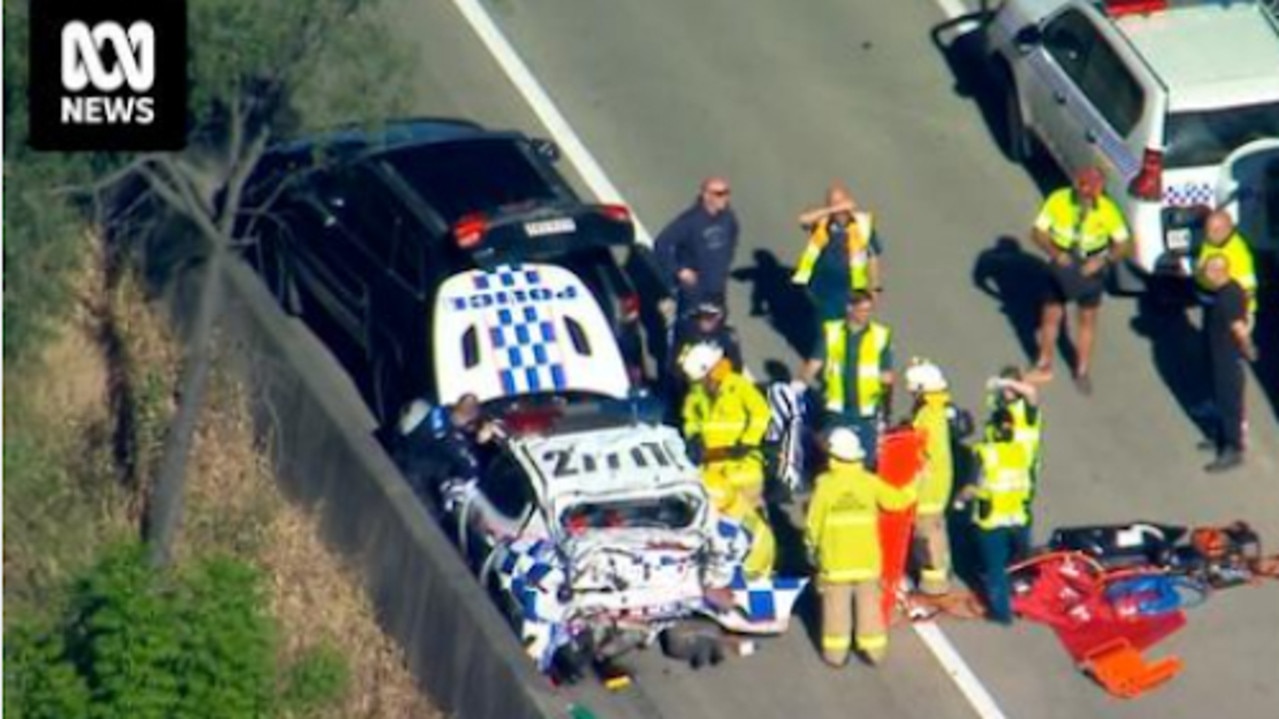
[792,212,877,291]
[912,395,954,516]
[971,441,1034,530]
[682,372,771,451]
[1196,232,1258,313]
[1034,188,1129,255]
[806,461,915,582]
[823,321,892,418]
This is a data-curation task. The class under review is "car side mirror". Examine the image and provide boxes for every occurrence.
[1013,25,1042,53]
[531,137,561,162]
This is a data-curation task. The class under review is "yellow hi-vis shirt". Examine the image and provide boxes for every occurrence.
[971,441,1034,530]
[792,212,877,291]
[682,371,771,451]
[823,321,892,418]
[806,461,915,582]
[1034,188,1130,255]
[912,394,954,516]
[1197,231,1258,314]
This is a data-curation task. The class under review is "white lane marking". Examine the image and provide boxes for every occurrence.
[458,0,1009,716]
[913,622,1009,719]
[451,0,654,248]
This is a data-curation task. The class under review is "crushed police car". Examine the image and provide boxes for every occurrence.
[403,262,806,677]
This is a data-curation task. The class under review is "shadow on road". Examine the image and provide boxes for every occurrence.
[1129,294,1214,437]
[1251,254,1279,423]
[731,249,818,358]
[972,236,1051,364]
[929,12,1067,196]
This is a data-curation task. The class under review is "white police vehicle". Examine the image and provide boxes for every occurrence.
[428,263,805,677]
[985,0,1279,288]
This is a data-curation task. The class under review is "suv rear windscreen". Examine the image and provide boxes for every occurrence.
[1165,101,1279,169]
[384,139,560,222]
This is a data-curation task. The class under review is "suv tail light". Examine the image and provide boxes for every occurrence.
[1104,0,1166,17]
[453,212,487,249]
[1128,149,1163,202]
[619,293,641,321]
[599,204,632,223]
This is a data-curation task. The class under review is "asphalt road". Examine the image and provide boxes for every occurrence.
[381,0,1279,716]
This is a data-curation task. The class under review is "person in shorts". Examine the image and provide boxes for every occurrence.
[1027,166,1130,395]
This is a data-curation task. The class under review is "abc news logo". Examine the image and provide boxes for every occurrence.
[30,1,186,151]
[61,21,157,125]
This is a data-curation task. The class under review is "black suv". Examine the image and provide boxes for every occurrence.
[237,118,646,425]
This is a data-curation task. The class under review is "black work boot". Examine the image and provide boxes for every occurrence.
[1204,448,1244,473]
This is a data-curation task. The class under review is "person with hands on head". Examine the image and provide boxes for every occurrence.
[984,366,1043,481]
[394,393,502,514]
[1027,166,1131,395]
[800,290,895,470]
[680,342,772,510]
[793,182,884,357]
[806,428,916,667]
[955,409,1035,625]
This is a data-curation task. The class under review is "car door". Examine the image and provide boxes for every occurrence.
[1071,26,1152,192]
[1031,7,1101,174]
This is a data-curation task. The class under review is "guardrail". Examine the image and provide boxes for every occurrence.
[214,259,560,719]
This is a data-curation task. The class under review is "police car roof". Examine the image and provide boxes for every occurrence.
[1115,2,1279,111]
[432,263,631,406]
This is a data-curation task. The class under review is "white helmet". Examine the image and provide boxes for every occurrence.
[905,360,948,393]
[827,427,865,462]
[680,342,725,382]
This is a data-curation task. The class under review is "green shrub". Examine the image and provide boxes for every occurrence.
[280,643,350,717]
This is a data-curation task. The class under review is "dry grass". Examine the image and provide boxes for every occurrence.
[7,237,441,717]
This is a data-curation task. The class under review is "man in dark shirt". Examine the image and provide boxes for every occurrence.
[654,177,741,319]
[1200,255,1259,473]
[672,301,744,373]
[393,393,500,510]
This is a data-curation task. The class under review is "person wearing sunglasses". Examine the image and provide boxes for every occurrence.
[654,176,741,325]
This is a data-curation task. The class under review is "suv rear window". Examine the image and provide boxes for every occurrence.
[1165,101,1279,169]
[384,139,559,222]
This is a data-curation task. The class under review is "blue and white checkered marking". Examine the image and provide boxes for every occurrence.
[478,265,569,396]
[729,572,809,623]
[1163,182,1215,207]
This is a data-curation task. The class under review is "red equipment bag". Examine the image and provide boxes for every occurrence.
[876,426,926,622]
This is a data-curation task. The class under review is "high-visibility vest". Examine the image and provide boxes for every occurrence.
[682,372,771,450]
[985,395,1043,468]
[1036,188,1128,255]
[912,395,954,516]
[971,442,1033,530]
[805,462,915,582]
[824,322,892,418]
[792,212,876,291]
[1197,232,1258,314]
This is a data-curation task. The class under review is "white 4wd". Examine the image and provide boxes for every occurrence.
[986,0,1279,289]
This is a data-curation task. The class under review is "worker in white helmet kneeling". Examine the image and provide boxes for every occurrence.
[806,427,917,666]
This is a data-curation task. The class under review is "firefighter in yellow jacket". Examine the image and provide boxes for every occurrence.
[904,359,972,596]
[806,428,916,666]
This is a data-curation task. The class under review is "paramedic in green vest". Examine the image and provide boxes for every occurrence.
[1027,166,1130,395]
[957,410,1036,624]
[792,183,883,360]
[801,290,895,470]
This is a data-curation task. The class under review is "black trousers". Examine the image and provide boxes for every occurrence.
[1209,348,1245,451]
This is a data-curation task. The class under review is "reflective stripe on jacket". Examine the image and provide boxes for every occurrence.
[1034,188,1129,255]
[792,212,876,290]
[824,322,891,417]
[912,395,954,515]
[806,461,916,582]
[683,372,771,450]
[972,442,1033,530]
[1197,232,1258,313]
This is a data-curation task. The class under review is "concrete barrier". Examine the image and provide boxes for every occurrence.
[217,259,561,719]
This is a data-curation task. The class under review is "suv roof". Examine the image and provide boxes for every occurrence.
[1113,2,1279,110]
